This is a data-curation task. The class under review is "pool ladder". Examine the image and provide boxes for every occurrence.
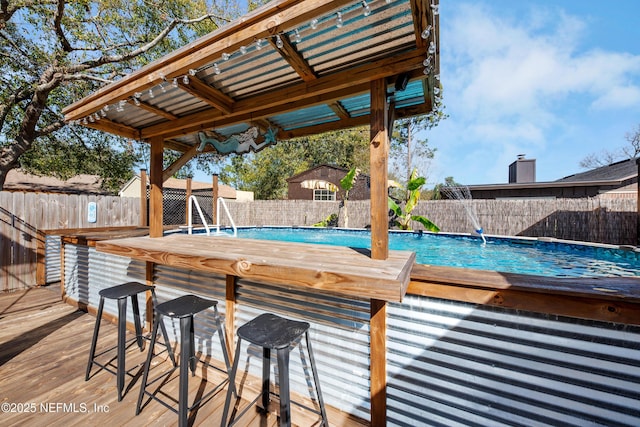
[186,195,237,237]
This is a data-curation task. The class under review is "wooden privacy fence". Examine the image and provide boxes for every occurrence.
[1,190,637,292]
[0,191,140,292]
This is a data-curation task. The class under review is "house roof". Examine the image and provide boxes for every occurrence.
[468,158,638,192]
[286,164,362,182]
[3,169,110,194]
[554,157,638,183]
[62,0,441,155]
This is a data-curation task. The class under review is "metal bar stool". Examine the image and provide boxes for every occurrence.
[136,294,233,427]
[221,313,328,427]
[86,281,175,402]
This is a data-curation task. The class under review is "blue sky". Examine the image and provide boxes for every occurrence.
[427,0,640,185]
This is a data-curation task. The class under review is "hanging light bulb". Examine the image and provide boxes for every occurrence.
[421,25,432,39]
[361,1,371,16]
[133,97,140,106]
[222,52,230,61]
[103,104,110,112]
[255,38,264,50]
[213,63,221,75]
[336,12,343,28]
[385,0,392,4]
[182,75,190,84]
[431,3,439,15]
[434,74,440,81]
[428,41,436,54]
[293,29,301,43]
[88,114,95,123]
[423,56,432,67]
[172,78,178,87]
[82,117,88,125]
[240,45,247,55]
[119,100,127,108]
[99,108,107,117]
[189,69,197,76]
[423,65,432,75]
[310,18,319,30]
[148,88,154,98]
[159,82,166,93]
[275,34,284,49]
[433,86,440,95]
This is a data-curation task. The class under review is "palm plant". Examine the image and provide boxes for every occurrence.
[388,168,440,232]
[339,167,360,228]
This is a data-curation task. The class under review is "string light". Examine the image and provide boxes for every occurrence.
[310,18,319,29]
[275,34,284,49]
[222,52,230,61]
[361,0,371,17]
[293,29,301,44]
[255,38,264,50]
[182,75,190,84]
[240,45,247,55]
[421,25,432,39]
[428,41,436,54]
[213,63,221,74]
[336,12,343,28]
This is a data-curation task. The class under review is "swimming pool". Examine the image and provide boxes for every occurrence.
[220,227,640,278]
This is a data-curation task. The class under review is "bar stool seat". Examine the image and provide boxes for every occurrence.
[86,281,174,402]
[221,313,328,427]
[136,294,232,427]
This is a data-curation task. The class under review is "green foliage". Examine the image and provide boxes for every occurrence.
[388,168,439,232]
[313,213,338,227]
[429,176,462,200]
[0,0,243,190]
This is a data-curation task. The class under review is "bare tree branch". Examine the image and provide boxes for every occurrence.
[53,0,73,52]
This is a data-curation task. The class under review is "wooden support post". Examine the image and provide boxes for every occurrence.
[370,298,387,427]
[370,79,389,260]
[149,137,164,237]
[140,169,148,227]
[369,78,390,426]
[36,230,46,286]
[225,275,237,359]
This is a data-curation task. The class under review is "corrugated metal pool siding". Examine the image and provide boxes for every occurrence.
[153,265,230,365]
[63,244,148,324]
[387,295,640,427]
[45,235,61,283]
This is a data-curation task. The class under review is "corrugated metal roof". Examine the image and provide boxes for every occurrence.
[63,0,441,155]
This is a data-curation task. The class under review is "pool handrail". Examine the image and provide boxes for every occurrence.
[187,195,211,235]
[216,197,237,237]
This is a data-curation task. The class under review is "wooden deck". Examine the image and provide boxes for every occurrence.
[0,286,368,426]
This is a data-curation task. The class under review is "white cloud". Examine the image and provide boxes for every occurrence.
[428,1,640,185]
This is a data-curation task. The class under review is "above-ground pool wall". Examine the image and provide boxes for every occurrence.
[387,294,640,426]
[57,245,640,426]
[63,243,148,325]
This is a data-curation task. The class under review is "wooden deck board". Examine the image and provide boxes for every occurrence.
[0,287,368,426]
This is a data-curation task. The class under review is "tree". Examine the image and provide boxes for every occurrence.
[579,124,640,169]
[220,128,370,199]
[389,96,448,182]
[0,1,242,191]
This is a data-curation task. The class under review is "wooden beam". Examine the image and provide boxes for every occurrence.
[178,75,235,114]
[149,136,164,238]
[370,299,387,427]
[162,145,199,181]
[269,32,317,82]
[85,118,140,140]
[370,78,389,261]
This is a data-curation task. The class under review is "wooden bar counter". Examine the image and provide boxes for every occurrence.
[95,233,416,302]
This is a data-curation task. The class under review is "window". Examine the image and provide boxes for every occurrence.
[314,189,336,201]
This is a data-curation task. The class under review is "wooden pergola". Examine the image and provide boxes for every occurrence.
[63,0,441,257]
[63,1,440,423]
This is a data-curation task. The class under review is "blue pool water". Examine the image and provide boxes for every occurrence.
[227,227,640,278]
